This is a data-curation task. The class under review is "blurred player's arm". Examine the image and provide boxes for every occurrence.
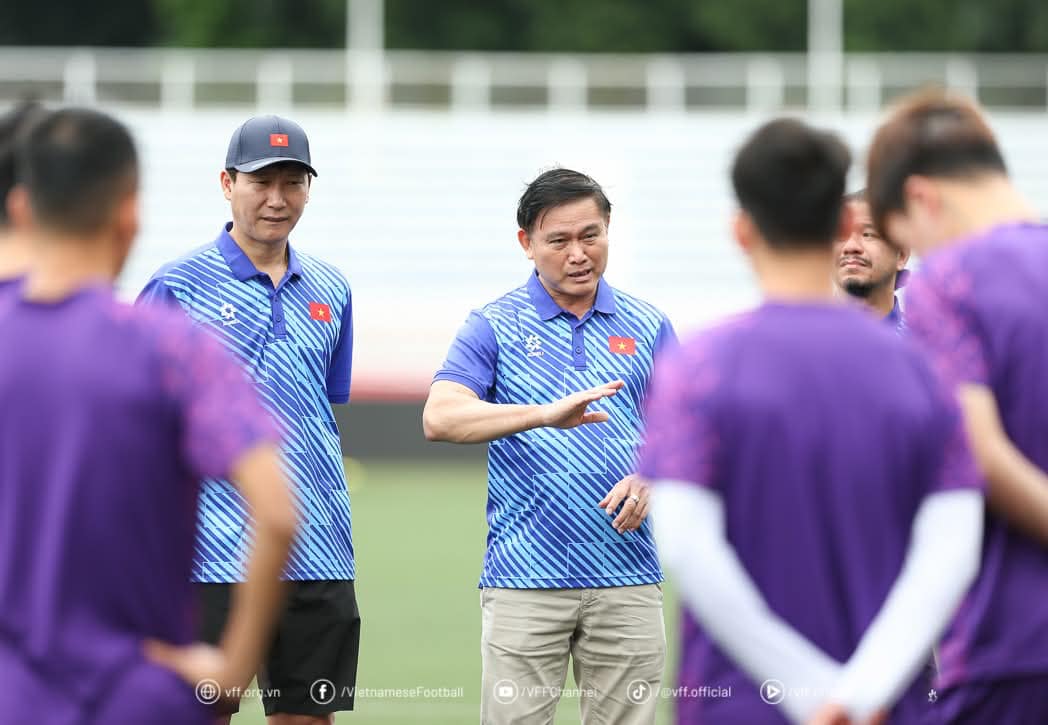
[423,379,623,444]
[652,481,843,724]
[218,444,297,687]
[822,489,983,721]
[959,383,1048,545]
[147,444,296,694]
[145,321,297,696]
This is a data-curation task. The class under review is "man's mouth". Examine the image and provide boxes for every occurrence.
[840,257,869,268]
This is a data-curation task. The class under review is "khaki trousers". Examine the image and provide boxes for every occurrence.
[480,585,665,725]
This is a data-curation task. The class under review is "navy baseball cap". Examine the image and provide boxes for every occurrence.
[225,115,317,177]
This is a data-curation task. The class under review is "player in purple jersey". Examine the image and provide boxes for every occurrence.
[638,118,984,725]
[832,189,909,333]
[866,90,1048,724]
[0,101,46,286]
[0,108,297,725]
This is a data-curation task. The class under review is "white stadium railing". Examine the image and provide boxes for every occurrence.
[2,47,1048,112]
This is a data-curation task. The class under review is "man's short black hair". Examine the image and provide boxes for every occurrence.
[731,118,851,249]
[516,168,611,234]
[0,101,46,226]
[17,107,138,235]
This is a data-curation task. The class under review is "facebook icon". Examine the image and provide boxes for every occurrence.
[310,679,336,705]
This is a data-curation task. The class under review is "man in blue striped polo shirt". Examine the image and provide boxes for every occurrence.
[138,115,357,725]
[424,168,675,725]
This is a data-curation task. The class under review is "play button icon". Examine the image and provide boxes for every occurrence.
[760,679,786,705]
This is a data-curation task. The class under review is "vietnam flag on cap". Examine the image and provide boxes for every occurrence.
[608,336,636,355]
[270,133,289,147]
[309,302,332,322]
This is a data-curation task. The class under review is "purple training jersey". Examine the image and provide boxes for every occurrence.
[905,222,1048,692]
[0,283,276,724]
[638,302,981,725]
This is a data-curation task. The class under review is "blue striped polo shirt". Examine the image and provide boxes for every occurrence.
[435,271,675,589]
[138,223,354,582]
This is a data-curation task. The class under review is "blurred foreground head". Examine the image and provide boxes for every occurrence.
[731,118,852,255]
[16,107,139,276]
[866,90,1010,253]
[0,100,46,231]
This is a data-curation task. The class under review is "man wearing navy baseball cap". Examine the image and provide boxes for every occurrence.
[139,115,358,724]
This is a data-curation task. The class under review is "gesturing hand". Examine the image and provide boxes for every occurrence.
[541,380,625,429]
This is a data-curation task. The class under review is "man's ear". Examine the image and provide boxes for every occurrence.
[5,185,32,229]
[732,210,756,256]
[901,175,939,217]
[896,244,911,271]
[109,189,140,276]
[517,228,534,261]
[220,169,234,201]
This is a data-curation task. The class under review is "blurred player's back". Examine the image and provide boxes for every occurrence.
[0,290,215,724]
[907,223,1048,691]
[642,118,983,725]
[0,107,289,725]
[659,304,965,724]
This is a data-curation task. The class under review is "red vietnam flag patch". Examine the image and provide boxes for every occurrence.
[270,133,289,147]
[309,302,332,322]
[608,336,636,355]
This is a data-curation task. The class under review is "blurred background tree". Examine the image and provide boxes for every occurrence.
[2,0,1048,52]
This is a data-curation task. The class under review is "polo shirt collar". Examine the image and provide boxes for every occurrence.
[525,269,617,321]
[216,222,303,282]
[886,296,904,327]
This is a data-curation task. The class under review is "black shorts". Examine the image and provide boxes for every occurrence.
[196,580,360,717]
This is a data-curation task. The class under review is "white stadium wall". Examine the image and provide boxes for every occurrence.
[115,109,1048,399]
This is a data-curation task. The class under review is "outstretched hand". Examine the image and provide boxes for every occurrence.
[541,380,625,429]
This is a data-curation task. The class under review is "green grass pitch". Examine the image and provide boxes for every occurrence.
[232,460,678,724]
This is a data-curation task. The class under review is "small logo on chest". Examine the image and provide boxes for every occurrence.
[524,334,544,357]
[219,302,238,326]
[609,335,636,355]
